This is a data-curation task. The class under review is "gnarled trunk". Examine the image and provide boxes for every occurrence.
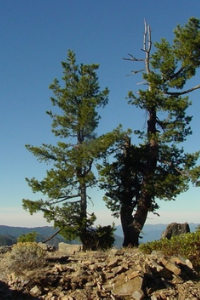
[120,107,158,247]
[120,204,135,247]
[120,191,151,247]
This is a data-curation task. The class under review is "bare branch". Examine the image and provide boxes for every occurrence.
[143,19,147,51]
[163,160,191,178]
[123,54,144,62]
[147,24,152,53]
[126,69,145,77]
[136,81,148,86]
[42,229,62,243]
[142,20,152,75]
[131,69,144,74]
[146,28,151,74]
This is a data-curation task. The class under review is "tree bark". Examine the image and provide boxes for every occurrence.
[121,107,158,247]
[120,203,135,247]
[79,181,88,250]
[131,107,158,246]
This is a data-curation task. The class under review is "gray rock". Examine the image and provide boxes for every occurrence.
[58,242,82,254]
[132,290,145,300]
[38,242,55,251]
[161,222,190,239]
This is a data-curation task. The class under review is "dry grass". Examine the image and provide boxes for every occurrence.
[4,242,46,275]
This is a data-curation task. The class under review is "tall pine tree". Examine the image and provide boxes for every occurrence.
[23,50,111,249]
[99,18,200,246]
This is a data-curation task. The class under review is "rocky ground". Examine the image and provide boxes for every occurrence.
[0,245,200,300]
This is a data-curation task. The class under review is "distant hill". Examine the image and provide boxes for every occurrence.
[0,226,67,247]
[0,223,198,247]
[0,234,16,246]
[115,223,199,244]
[0,225,123,248]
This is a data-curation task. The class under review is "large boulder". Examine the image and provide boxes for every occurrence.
[161,222,190,239]
[58,242,82,254]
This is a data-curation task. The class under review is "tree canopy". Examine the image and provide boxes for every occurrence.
[23,18,200,248]
[23,50,117,249]
[99,17,200,246]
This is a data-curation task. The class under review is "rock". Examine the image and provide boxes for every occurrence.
[0,247,200,299]
[112,264,128,275]
[107,257,121,268]
[30,285,42,296]
[160,256,181,276]
[38,242,55,251]
[161,222,190,239]
[148,259,164,273]
[113,274,143,296]
[132,289,145,300]
[58,242,82,254]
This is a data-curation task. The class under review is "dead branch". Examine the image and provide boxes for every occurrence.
[143,19,152,74]
[123,54,144,62]
[163,160,191,178]
[137,81,148,85]
[143,19,147,51]
[42,228,62,243]
[131,69,144,74]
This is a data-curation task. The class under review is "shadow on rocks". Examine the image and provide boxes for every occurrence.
[0,279,40,300]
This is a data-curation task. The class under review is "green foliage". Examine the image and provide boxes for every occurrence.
[85,224,116,250]
[17,231,38,243]
[98,139,146,217]
[22,50,121,249]
[5,242,46,274]
[151,18,200,87]
[139,228,200,269]
[99,19,200,247]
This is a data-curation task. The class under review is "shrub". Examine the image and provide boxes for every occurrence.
[17,231,38,243]
[85,224,115,250]
[139,228,200,270]
[5,242,46,274]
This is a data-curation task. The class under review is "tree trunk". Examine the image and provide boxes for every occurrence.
[120,21,158,247]
[120,190,151,247]
[121,107,158,247]
[130,107,158,246]
[131,192,151,246]
[79,181,88,250]
[120,204,135,247]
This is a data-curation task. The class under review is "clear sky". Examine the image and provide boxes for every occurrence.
[1,0,200,228]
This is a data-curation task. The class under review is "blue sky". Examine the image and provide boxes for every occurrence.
[1,0,200,228]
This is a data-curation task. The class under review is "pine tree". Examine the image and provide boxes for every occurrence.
[23,50,111,249]
[99,18,200,246]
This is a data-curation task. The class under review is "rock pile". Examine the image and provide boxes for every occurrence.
[0,247,200,299]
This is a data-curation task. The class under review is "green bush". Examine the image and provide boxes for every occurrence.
[139,228,200,269]
[5,242,46,274]
[86,224,115,250]
[17,231,38,243]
